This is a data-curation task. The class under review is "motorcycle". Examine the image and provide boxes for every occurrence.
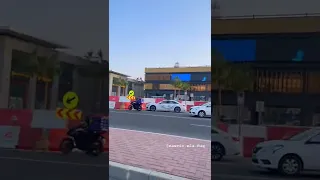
[59,128,106,156]
[128,101,142,111]
[59,115,108,156]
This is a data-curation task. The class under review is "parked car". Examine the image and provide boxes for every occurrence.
[211,126,240,161]
[146,100,186,113]
[189,102,211,118]
[252,127,320,176]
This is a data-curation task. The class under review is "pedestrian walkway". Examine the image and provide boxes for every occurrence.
[109,128,211,180]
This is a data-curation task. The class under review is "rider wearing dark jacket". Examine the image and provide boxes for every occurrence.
[132,97,142,109]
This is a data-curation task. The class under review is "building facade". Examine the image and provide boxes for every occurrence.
[212,0,320,18]
[212,13,320,126]
[144,67,211,101]
[109,70,144,97]
[0,27,109,114]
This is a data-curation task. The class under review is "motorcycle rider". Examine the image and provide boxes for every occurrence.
[133,97,142,109]
[69,115,95,148]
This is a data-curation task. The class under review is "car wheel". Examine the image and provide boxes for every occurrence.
[198,110,206,118]
[150,105,156,111]
[174,107,181,113]
[211,142,225,161]
[278,154,302,176]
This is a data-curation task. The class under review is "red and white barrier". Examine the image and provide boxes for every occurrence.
[0,109,109,152]
[217,122,310,157]
[109,96,207,111]
[0,107,310,158]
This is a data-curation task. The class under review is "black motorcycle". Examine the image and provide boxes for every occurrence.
[128,101,142,111]
[59,128,105,156]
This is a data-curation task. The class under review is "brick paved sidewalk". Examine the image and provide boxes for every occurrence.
[109,128,211,180]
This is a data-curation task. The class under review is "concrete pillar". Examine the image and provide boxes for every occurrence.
[109,74,113,96]
[27,76,37,109]
[125,85,128,96]
[117,86,121,96]
[49,75,59,109]
[0,38,12,108]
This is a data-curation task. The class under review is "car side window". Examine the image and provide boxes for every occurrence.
[161,101,169,104]
[171,101,179,104]
[308,133,320,143]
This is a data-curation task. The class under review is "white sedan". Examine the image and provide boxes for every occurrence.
[189,102,212,118]
[252,127,320,175]
[212,126,240,161]
[146,100,186,113]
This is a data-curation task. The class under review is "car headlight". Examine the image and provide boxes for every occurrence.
[272,145,284,153]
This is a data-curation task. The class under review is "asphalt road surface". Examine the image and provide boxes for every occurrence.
[212,157,320,180]
[0,149,108,180]
[109,109,211,140]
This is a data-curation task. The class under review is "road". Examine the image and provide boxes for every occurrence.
[212,157,320,180]
[0,149,108,180]
[109,110,211,140]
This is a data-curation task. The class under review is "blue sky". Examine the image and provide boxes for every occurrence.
[110,0,211,79]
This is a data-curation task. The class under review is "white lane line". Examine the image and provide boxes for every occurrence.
[190,124,211,128]
[110,111,211,121]
[110,127,211,142]
[211,174,293,180]
[0,156,109,167]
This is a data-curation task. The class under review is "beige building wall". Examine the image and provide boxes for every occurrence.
[0,35,108,114]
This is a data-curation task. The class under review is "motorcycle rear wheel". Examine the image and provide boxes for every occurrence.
[59,138,74,155]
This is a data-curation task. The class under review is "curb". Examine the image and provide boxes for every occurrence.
[109,161,190,180]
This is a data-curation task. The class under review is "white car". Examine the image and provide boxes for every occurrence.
[252,127,320,175]
[189,102,212,118]
[146,100,186,113]
[212,126,240,161]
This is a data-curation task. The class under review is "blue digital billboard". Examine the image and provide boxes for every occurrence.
[212,40,256,61]
[171,73,191,81]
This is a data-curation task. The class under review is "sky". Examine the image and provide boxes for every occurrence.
[110,0,211,79]
[0,0,108,57]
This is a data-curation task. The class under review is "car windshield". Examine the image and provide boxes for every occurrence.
[201,103,211,106]
[283,129,317,141]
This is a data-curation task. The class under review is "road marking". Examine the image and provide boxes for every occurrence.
[110,111,211,121]
[190,124,211,128]
[0,156,109,167]
[110,127,211,142]
[212,174,294,180]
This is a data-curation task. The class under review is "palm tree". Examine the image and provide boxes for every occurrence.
[212,48,232,123]
[212,48,254,127]
[97,49,104,63]
[15,49,60,151]
[11,49,60,109]
[84,50,94,60]
[119,78,128,96]
[171,77,183,99]
[180,82,191,101]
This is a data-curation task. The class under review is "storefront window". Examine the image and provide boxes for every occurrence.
[264,107,301,126]
[256,70,303,93]
[145,74,171,81]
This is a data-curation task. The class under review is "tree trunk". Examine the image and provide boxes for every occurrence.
[44,82,48,109]
[215,87,222,127]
